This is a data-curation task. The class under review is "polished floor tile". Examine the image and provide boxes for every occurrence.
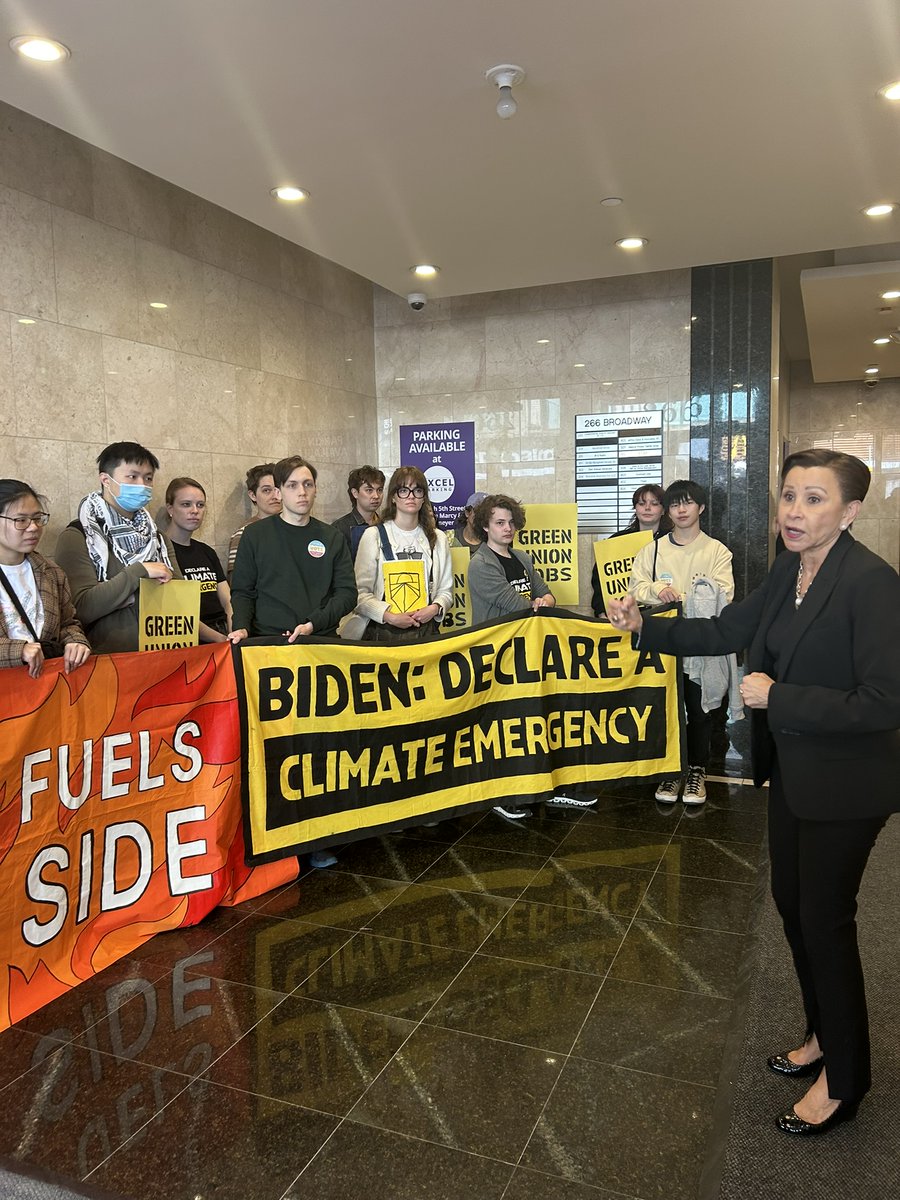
[478,899,620,974]
[662,835,762,884]
[553,821,672,870]
[580,797,685,835]
[573,978,734,1085]
[610,918,748,998]
[364,883,512,951]
[522,1056,715,1198]
[125,904,254,961]
[285,1121,513,1199]
[640,872,756,933]
[415,843,547,898]
[676,803,767,845]
[257,870,409,929]
[426,953,600,1053]
[503,1166,626,1199]
[87,1077,337,1199]
[203,996,413,1115]
[519,857,651,919]
[312,834,449,882]
[349,1022,562,1161]
[294,931,469,1020]
[0,1027,61,1091]
[455,809,576,856]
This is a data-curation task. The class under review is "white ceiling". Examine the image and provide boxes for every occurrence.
[3,0,900,379]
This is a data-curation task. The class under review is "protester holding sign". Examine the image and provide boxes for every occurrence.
[0,479,91,677]
[165,477,232,641]
[56,442,181,654]
[591,483,671,616]
[346,466,452,643]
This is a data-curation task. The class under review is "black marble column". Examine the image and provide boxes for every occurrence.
[689,260,774,602]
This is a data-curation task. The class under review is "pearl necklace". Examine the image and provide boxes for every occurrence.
[795,562,806,607]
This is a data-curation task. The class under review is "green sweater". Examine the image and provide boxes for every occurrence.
[231,515,357,636]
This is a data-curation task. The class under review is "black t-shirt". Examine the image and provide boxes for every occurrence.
[490,547,532,600]
[172,539,227,625]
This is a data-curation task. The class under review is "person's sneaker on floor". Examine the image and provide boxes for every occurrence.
[309,849,338,868]
[654,777,681,803]
[682,765,707,805]
[546,792,598,809]
[493,804,528,820]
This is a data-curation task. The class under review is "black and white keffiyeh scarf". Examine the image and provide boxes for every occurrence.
[78,493,173,581]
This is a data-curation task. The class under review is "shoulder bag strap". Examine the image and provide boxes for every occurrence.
[0,564,41,641]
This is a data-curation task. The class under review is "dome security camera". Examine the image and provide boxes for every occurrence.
[407,293,427,311]
[864,376,879,389]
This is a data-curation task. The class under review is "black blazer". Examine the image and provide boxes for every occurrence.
[639,533,900,820]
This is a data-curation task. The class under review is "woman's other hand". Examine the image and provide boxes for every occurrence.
[740,671,774,708]
[607,595,643,634]
[63,642,91,674]
[22,641,44,679]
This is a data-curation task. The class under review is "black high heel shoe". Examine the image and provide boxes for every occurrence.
[767,1051,824,1079]
[776,1100,858,1136]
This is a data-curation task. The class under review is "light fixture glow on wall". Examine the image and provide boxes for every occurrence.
[9,35,70,61]
[270,186,309,202]
[863,203,896,217]
[149,301,168,309]
[616,237,648,250]
[878,80,900,100]
[485,64,525,119]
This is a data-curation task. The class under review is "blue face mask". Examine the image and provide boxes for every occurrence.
[108,479,153,513]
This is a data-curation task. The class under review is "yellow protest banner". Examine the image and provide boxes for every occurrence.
[442,546,472,631]
[593,530,654,611]
[236,609,683,863]
[138,579,201,651]
[515,503,579,606]
[382,560,428,614]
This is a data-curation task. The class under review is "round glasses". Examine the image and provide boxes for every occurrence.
[396,486,426,499]
[0,512,50,531]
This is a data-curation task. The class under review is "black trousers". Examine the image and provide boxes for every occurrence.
[682,675,712,768]
[768,760,887,1100]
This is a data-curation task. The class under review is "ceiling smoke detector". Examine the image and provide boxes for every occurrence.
[485,64,525,119]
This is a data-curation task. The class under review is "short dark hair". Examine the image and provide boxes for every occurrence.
[245,463,277,494]
[273,456,318,489]
[0,478,45,515]
[348,465,385,503]
[664,479,707,510]
[97,442,159,475]
[781,448,870,503]
[165,477,206,507]
[473,493,527,541]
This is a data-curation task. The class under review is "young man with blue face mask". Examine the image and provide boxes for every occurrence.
[55,442,181,653]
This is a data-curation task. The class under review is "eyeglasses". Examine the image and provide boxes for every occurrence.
[0,512,50,530]
[396,486,426,499]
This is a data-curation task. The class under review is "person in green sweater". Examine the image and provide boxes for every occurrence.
[228,455,357,643]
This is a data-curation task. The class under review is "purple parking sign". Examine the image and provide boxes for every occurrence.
[399,421,475,530]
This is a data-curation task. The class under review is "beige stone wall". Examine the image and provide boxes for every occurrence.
[787,360,899,570]
[0,102,376,567]
[374,271,692,604]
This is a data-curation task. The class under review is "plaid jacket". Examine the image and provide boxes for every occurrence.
[0,551,91,669]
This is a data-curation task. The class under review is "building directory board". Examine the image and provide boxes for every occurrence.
[575,412,664,534]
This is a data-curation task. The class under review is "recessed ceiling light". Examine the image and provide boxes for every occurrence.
[616,237,648,250]
[878,80,900,101]
[873,336,891,344]
[536,338,550,344]
[270,185,309,202]
[411,264,439,277]
[149,301,168,309]
[863,203,896,217]
[17,317,35,324]
[9,35,70,62]
[865,365,879,374]
[881,290,900,300]
[600,197,623,207]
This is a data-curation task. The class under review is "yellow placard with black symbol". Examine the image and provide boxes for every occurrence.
[382,560,427,614]
[236,608,684,864]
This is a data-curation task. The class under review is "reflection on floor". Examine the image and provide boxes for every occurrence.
[0,779,769,1200]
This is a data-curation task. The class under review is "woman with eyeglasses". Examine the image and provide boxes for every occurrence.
[0,479,91,678]
[347,466,452,642]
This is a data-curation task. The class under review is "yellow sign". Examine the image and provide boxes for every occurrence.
[238,609,682,863]
[515,503,579,606]
[442,546,472,631]
[593,530,654,612]
[138,579,201,651]
[382,560,428,613]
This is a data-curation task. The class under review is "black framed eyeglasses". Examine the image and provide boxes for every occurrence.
[0,512,50,531]
[396,486,426,499]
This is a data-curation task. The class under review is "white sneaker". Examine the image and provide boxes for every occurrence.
[682,766,707,805]
[547,793,598,809]
[493,804,528,820]
[655,778,681,803]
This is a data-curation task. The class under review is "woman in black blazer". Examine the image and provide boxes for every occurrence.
[608,448,900,1137]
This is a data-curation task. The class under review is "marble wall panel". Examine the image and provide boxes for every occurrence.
[464,391,522,464]
[0,101,93,217]
[630,297,693,379]
[485,312,556,389]
[320,261,373,326]
[0,312,14,434]
[419,318,486,394]
[518,280,594,312]
[554,306,630,385]
[91,148,175,246]
[170,191,281,290]
[520,383,592,461]
[102,336,179,450]
[0,185,57,320]
[10,319,105,443]
[173,354,239,452]
[200,264,262,370]
[375,325,421,398]
[135,240,205,355]
[0,433,70,549]
[52,208,139,340]
[235,367,296,458]
[258,288,307,380]
[451,291,522,320]
[280,241,326,309]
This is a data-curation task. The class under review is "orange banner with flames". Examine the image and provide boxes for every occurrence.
[0,643,295,1032]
